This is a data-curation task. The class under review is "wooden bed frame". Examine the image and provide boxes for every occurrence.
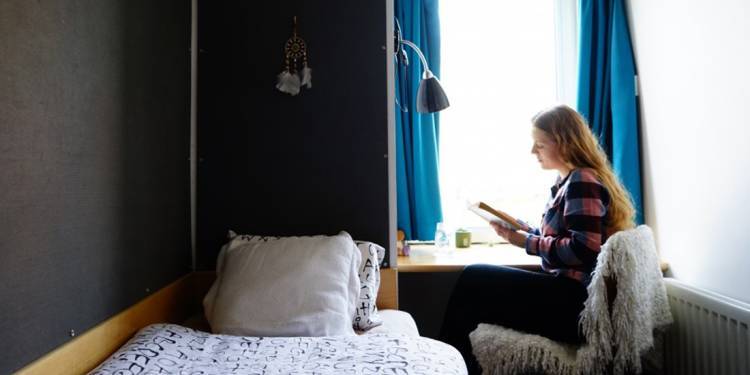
[17,268,398,375]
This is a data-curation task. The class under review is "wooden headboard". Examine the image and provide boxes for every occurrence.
[18,268,398,375]
[375,268,398,310]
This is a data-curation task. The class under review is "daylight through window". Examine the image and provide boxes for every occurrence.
[438,2,563,241]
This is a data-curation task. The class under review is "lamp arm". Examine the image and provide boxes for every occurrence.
[400,40,434,78]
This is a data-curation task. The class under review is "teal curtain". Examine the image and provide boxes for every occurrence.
[395,0,443,240]
[577,0,644,224]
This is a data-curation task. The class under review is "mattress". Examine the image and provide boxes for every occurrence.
[361,309,420,337]
[90,323,466,374]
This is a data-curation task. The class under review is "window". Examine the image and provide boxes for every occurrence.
[438,2,577,241]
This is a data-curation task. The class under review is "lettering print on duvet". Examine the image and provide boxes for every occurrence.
[91,324,466,374]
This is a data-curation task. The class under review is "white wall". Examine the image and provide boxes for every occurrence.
[627,0,750,303]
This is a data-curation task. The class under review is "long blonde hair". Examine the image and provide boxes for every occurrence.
[532,105,636,232]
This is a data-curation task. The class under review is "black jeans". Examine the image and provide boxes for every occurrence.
[439,264,588,375]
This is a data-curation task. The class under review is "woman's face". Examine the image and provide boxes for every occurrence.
[531,127,566,171]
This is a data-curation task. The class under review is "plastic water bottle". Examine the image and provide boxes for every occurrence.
[434,222,450,249]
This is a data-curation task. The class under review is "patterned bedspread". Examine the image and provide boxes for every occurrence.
[90,324,467,374]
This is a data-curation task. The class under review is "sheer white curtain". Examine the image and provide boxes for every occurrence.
[554,0,579,108]
[438,1,578,242]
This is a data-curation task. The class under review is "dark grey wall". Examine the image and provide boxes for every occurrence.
[197,1,390,269]
[0,1,190,372]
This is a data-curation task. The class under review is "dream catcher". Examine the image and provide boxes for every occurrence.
[276,16,312,96]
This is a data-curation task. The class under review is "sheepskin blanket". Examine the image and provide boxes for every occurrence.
[470,225,672,375]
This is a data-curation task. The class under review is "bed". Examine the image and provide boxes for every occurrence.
[87,232,467,374]
[89,316,464,374]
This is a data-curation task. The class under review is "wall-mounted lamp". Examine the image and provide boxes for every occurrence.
[395,18,450,113]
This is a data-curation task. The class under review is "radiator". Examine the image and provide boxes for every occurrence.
[663,278,750,375]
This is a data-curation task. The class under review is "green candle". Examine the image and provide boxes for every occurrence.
[455,229,471,248]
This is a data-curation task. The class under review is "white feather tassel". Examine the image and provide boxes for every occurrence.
[300,66,312,89]
[276,70,301,96]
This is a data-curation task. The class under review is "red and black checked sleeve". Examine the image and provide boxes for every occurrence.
[525,180,609,267]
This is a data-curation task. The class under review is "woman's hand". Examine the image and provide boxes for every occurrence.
[490,222,527,248]
[490,222,513,240]
[516,219,532,232]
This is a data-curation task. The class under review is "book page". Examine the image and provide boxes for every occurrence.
[468,201,522,230]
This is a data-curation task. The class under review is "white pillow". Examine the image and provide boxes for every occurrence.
[203,231,361,337]
[204,232,388,331]
[353,241,386,331]
[202,231,275,321]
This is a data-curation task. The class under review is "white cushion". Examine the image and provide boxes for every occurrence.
[353,241,386,331]
[203,231,361,337]
[206,231,389,332]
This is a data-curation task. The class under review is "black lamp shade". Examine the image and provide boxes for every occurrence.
[416,76,450,113]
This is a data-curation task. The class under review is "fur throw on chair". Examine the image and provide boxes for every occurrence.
[470,225,673,375]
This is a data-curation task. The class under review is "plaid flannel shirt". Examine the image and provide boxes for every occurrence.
[525,168,610,285]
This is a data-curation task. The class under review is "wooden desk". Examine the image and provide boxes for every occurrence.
[395,243,538,338]
[398,243,669,273]
[398,243,540,272]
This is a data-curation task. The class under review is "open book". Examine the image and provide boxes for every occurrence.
[468,201,522,231]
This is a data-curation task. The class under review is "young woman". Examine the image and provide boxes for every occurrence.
[439,105,636,374]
